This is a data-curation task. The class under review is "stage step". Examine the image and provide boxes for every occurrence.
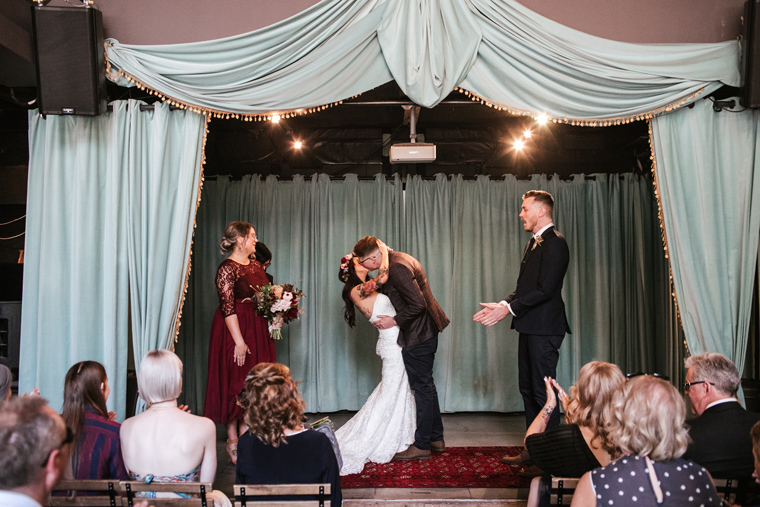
[344,487,528,506]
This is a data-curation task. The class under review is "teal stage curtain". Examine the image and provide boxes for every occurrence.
[104,0,738,117]
[651,100,760,380]
[20,101,206,418]
[177,172,673,413]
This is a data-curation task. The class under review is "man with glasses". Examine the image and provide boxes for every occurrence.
[682,352,760,479]
[0,396,71,506]
[353,236,450,461]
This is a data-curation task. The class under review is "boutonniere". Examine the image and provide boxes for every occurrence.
[532,236,543,250]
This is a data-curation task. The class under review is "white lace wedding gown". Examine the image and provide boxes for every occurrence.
[335,293,416,475]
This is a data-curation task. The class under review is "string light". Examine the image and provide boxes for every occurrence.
[271,114,281,124]
[294,140,303,149]
[536,114,548,125]
[514,139,525,150]
[523,129,532,138]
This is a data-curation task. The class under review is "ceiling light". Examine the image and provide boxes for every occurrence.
[536,114,548,125]
[514,139,525,150]
[294,141,303,149]
[523,129,532,139]
[271,114,281,124]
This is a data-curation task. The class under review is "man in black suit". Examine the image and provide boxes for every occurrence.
[353,236,450,461]
[683,352,760,479]
[474,190,570,463]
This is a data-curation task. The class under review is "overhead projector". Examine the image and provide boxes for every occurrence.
[389,143,436,163]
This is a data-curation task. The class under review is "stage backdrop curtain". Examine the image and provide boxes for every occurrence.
[651,99,760,380]
[177,172,673,413]
[20,100,206,419]
[104,0,738,117]
[175,174,403,412]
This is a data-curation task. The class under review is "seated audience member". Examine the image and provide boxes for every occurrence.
[571,376,719,506]
[237,363,341,506]
[682,352,760,479]
[0,364,11,402]
[0,396,71,506]
[254,242,274,284]
[120,350,230,507]
[523,362,625,507]
[61,361,129,480]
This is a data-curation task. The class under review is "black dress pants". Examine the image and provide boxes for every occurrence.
[518,333,563,429]
[401,334,444,450]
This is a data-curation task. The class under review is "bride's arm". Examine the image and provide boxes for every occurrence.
[357,242,390,299]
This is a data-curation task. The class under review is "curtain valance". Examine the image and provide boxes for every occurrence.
[105,0,740,121]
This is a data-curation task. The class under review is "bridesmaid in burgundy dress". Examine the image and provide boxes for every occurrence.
[204,221,275,464]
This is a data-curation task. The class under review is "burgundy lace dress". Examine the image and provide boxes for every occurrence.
[204,258,276,423]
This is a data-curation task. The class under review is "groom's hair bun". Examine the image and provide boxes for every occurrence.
[353,236,379,257]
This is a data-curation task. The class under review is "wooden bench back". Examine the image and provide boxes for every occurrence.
[120,481,212,507]
[48,480,120,507]
[233,483,331,507]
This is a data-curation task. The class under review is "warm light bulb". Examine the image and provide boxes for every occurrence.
[523,129,532,139]
[514,139,525,150]
[294,141,303,149]
[271,114,281,124]
[536,114,548,125]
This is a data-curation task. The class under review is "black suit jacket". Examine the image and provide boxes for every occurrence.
[683,401,760,478]
[381,251,450,348]
[505,226,571,336]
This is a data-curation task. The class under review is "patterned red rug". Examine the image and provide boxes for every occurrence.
[341,446,533,488]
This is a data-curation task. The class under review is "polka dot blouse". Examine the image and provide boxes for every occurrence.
[590,455,720,506]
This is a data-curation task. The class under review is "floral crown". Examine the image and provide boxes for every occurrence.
[339,253,354,283]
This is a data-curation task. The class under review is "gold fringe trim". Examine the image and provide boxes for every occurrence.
[454,87,707,126]
[106,62,356,122]
[172,112,211,351]
[648,119,688,356]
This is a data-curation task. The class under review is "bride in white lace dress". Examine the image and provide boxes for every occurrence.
[335,243,416,475]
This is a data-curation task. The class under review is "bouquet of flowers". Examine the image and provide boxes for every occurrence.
[251,283,305,340]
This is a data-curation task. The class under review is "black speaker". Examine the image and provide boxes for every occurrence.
[743,0,760,108]
[31,5,107,116]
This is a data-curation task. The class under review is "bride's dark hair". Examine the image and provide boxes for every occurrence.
[340,260,365,328]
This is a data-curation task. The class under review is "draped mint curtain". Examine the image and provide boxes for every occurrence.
[177,172,673,413]
[651,99,760,379]
[104,0,739,117]
[20,101,206,418]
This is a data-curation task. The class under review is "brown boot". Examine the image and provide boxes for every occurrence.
[500,447,532,465]
[393,445,431,461]
[430,439,446,452]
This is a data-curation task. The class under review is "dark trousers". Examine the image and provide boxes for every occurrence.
[401,334,444,450]
[518,333,563,429]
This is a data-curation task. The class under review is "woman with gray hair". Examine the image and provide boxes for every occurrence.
[0,364,12,402]
[570,375,720,506]
[120,350,230,507]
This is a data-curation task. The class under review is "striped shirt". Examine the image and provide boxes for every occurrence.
[70,409,129,480]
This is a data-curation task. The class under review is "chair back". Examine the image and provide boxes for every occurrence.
[48,480,120,507]
[120,481,212,507]
[233,483,330,507]
[548,477,579,506]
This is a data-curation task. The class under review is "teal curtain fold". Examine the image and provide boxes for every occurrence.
[651,100,760,377]
[20,101,207,419]
[177,172,674,413]
[124,102,207,413]
[105,0,738,115]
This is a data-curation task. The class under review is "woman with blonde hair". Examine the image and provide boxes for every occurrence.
[571,375,719,506]
[204,221,275,464]
[236,363,341,506]
[521,361,624,507]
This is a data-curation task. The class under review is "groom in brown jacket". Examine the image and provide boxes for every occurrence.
[353,236,450,460]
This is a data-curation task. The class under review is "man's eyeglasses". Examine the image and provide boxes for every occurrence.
[683,380,715,392]
[358,254,378,265]
[41,426,74,467]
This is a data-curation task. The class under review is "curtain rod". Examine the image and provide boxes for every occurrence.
[201,173,643,182]
[107,100,479,113]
